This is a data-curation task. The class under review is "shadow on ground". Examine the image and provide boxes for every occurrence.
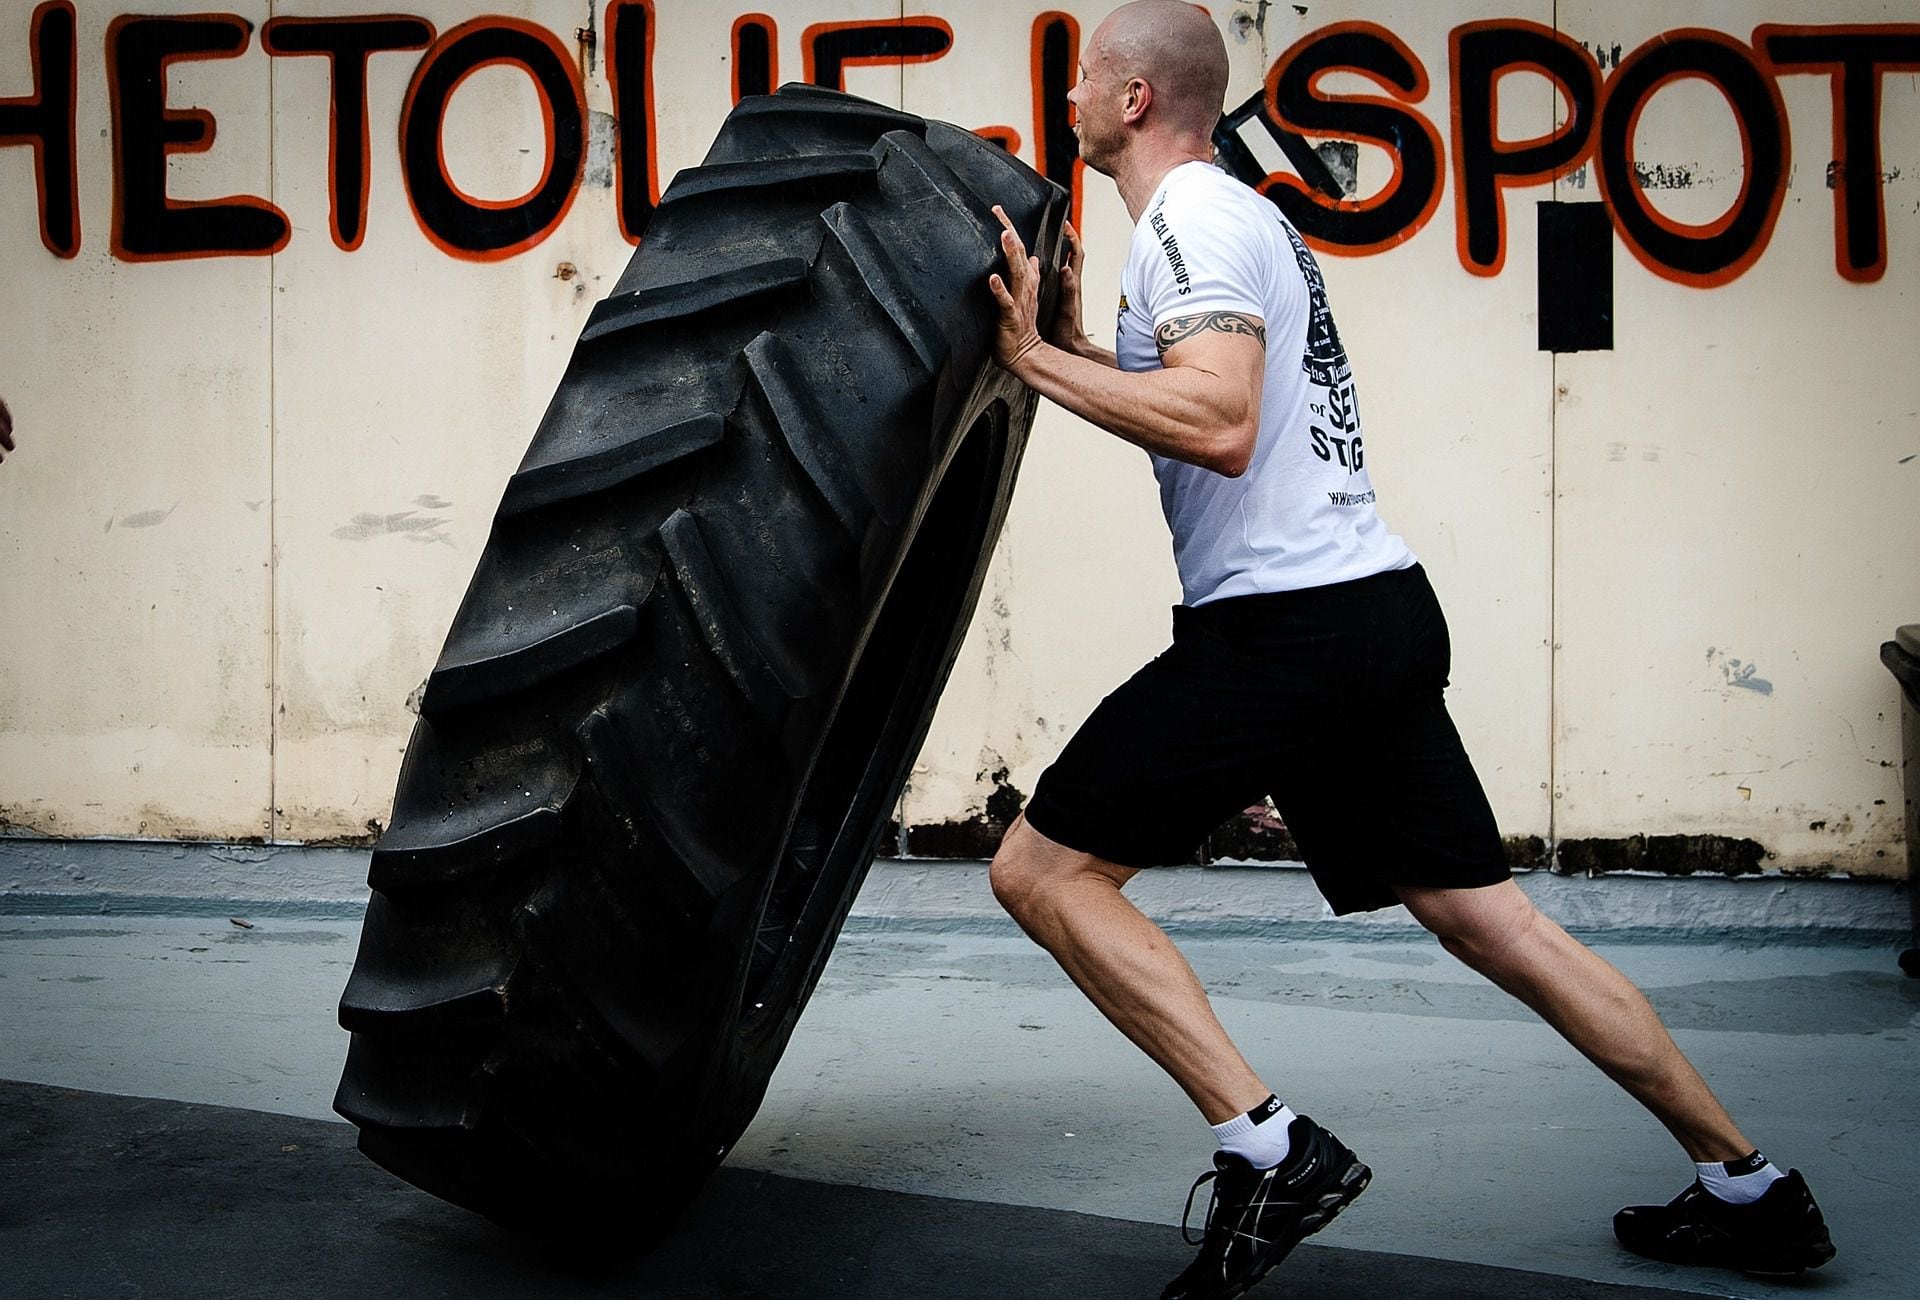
[2,1080,1710,1299]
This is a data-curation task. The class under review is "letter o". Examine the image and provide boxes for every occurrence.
[1596,29,1789,287]
[399,18,585,261]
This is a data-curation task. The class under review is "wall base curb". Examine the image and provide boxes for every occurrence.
[1,837,1907,944]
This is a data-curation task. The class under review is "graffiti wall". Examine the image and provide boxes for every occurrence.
[0,1,1914,878]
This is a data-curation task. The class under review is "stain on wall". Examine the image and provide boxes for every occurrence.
[330,511,453,544]
[903,764,1027,859]
[1707,647,1774,697]
[1557,833,1767,877]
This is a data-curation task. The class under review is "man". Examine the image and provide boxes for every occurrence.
[983,3,1834,1296]
[0,397,14,465]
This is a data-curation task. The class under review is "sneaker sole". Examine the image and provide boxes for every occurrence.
[1622,1232,1837,1278]
[1737,1238,1837,1278]
[1226,1160,1373,1299]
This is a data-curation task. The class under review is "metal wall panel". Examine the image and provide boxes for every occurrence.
[1551,0,1917,873]
[0,0,1912,879]
[1,0,275,839]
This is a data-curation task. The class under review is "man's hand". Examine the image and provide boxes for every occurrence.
[984,207,1261,476]
[0,397,13,466]
[986,205,1044,375]
[1048,221,1088,353]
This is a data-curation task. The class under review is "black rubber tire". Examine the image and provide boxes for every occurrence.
[331,84,1067,1241]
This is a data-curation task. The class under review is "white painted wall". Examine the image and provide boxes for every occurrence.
[0,1,1913,877]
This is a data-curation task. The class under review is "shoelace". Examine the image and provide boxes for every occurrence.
[1180,1169,1221,1246]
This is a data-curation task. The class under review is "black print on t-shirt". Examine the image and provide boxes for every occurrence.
[1286,218,1368,487]
[1282,220,1350,387]
[1150,209,1193,295]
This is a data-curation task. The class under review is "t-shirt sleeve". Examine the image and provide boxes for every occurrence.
[1136,187,1269,332]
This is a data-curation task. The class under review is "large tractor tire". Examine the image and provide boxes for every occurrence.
[330,84,1067,1240]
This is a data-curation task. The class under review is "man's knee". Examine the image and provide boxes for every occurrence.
[1397,879,1542,970]
[989,815,1046,918]
[988,815,1122,922]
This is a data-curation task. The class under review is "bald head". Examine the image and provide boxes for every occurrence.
[1091,0,1229,139]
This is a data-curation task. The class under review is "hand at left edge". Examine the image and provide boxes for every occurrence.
[986,205,1043,375]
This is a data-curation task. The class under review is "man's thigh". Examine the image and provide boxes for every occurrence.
[1023,624,1280,869]
[1269,690,1509,915]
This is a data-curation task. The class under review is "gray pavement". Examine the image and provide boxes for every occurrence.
[1,875,1916,1297]
[6,1081,1716,1300]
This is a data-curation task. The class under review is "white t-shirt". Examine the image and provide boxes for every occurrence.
[1117,161,1414,606]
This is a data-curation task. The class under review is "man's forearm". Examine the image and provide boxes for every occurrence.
[1057,333,1119,369]
[1008,342,1254,477]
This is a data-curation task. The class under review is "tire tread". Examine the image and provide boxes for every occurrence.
[583,256,810,342]
[500,412,725,519]
[335,83,1067,1240]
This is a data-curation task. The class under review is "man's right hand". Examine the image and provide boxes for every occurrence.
[0,398,13,465]
[1044,222,1118,368]
[1047,221,1089,352]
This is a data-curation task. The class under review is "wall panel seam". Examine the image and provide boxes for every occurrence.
[267,0,280,843]
[1547,0,1561,859]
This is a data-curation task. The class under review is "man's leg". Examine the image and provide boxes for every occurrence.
[1393,878,1749,1161]
[993,812,1374,1299]
[1397,878,1837,1275]
[989,813,1268,1122]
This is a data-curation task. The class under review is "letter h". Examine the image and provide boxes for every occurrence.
[0,2,80,257]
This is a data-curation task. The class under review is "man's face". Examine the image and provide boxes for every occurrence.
[1066,30,1125,175]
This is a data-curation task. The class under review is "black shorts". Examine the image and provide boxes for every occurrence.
[1023,563,1509,915]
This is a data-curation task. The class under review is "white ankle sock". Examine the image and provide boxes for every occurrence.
[1697,1151,1784,1204]
[1211,1095,1296,1169]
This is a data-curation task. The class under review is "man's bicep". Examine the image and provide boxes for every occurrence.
[1155,312,1266,398]
[1154,310,1266,362]
[1152,316,1265,465]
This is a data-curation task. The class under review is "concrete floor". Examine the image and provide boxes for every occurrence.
[7,1082,1717,1300]
[2,908,1915,1297]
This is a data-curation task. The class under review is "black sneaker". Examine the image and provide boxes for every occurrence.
[1613,1170,1836,1276]
[1160,1116,1371,1300]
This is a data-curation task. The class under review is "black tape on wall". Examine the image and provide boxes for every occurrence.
[1537,200,1612,353]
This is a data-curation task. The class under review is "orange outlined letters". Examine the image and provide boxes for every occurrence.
[1249,22,1444,256]
[1031,11,1082,231]
[1449,20,1600,276]
[1758,24,1920,284]
[801,17,952,91]
[0,1,79,257]
[732,13,777,103]
[397,16,586,262]
[1595,29,1788,289]
[108,12,291,261]
[607,1,658,245]
[1,8,1907,285]
[261,15,434,252]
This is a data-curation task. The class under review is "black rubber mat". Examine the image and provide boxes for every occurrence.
[0,1080,1711,1299]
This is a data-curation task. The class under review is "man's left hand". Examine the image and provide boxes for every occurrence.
[987,206,1043,375]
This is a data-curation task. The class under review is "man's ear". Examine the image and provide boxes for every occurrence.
[1122,77,1153,125]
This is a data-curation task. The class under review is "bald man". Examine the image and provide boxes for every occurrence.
[985,3,1833,1296]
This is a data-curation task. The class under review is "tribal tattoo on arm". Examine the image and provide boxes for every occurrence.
[1154,311,1266,358]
